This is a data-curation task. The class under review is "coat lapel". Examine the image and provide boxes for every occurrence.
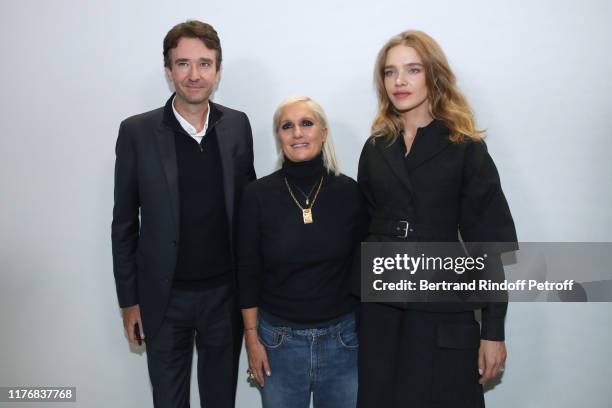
[375,137,416,195]
[375,120,452,195]
[404,120,452,172]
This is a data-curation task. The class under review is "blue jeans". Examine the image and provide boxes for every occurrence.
[258,312,358,408]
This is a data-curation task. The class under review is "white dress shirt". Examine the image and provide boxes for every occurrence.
[171,96,210,144]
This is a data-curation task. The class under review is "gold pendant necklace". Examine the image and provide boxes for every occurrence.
[302,208,313,224]
[292,181,318,206]
[284,175,324,224]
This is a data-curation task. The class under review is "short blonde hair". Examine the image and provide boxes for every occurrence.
[273,95,340,176]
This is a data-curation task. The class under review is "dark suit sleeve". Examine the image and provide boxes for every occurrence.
[459,140,518,341]
[111,121,140,308]
[236,183,262,309]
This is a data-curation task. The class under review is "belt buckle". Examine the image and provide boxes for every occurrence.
[396,220,410,238]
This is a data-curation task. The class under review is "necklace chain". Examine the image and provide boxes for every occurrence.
[288,178,319,206]
[284,175,324,224]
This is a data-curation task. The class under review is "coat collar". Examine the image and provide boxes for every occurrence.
[375,119,452,194]
[403,119,452,171]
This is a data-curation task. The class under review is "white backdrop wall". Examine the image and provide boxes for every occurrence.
[1,0,611,407]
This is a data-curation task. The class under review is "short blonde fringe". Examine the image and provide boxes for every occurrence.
[273,95,340,176]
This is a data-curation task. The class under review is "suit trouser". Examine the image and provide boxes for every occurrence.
[145,284,238,408]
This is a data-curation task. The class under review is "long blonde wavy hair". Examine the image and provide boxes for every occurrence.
[371,30,483,143]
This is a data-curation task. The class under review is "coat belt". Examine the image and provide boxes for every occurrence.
[368,218,457,240]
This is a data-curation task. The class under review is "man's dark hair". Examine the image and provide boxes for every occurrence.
[163,20,222,70]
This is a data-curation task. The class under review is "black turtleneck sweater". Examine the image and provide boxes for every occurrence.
[237,155,369,324]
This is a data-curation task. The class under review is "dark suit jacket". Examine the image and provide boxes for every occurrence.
[357,119,517,340]
[111,96,256,338]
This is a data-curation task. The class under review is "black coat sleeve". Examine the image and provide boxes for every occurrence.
[349,186,372,299]
[459,140,517,245]
[459,140,518,341]
[357,139,377,218]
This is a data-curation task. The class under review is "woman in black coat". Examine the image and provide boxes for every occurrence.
[357,31,518,408]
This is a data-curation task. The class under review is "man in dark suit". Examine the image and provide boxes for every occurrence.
[111,20,255,408]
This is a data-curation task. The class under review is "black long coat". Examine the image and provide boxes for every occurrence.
[356,119,517,408]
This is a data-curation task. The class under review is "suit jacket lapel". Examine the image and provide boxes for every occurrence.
[211,107,234,227]
[155,98,235,238]
[155,124,180,229]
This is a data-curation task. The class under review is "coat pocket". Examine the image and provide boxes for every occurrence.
[431,322,483,406]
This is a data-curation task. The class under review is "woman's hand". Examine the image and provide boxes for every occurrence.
[478,339,506,384]
[245,330,271,387]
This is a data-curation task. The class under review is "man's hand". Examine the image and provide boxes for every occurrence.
[478,339,506,384]
[122,304,144,345]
